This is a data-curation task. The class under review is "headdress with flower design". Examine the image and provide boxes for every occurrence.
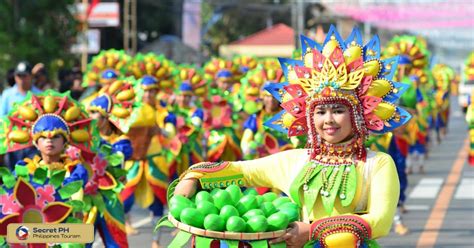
[0,90,99,155]
[204,58,240,91]
[128,53,176,93]
[265,26,412,161]
[384,35,430,70]
[83,49,131,87]
[89,76,144,134]
[233,55,258,75]
[176,65,209,98]
[237,65,286,115]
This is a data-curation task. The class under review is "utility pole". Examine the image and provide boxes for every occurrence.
[124,0,137,55]
[292,0,305,48]
[81,0,88,72]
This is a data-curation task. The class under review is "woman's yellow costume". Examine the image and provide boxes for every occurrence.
[172,26,412,247]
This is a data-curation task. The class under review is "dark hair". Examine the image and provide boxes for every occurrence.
[7,68,15,87]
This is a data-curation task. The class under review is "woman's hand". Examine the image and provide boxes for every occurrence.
[173,178,198,198]
[269,221,311,248]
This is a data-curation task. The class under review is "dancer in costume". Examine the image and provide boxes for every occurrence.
[466,92,474,166]
[202,59,243,162]
[172,26,411,247]
[0,90,99,247]
[385,35,431,174]
[432,64,453,141]
[164,66,206,178]
[240,65,294,160]
[119,76,170,245]
[87,77,144,245]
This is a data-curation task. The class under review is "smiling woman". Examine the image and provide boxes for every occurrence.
[171,25,412,247]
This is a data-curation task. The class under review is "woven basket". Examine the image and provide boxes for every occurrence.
[168,215,288,240]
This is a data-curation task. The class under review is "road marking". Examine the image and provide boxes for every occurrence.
[405,204,430,211]
[416,137,469,248]
[409,178,444,199]
[454,178,474,199]
[132,216,153,228]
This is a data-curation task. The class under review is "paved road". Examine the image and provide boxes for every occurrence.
[94,97,474,247]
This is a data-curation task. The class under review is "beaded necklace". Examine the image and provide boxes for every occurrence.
[290,138,360,215]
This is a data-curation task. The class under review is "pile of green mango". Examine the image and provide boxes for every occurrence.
[169,185,299,233]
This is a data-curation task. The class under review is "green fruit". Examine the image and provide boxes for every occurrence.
[220,205,239,222]
[226,216,246,232]
[244,188,258,196]
[267,212,289,231]
[204,214,225,231]
[236,195,258,215]
[242,209,264,221]
[278,207,299,223]
[195,191,213,203]
[225,185,242,205]
[260,202,278,217]
[246,215,268,232]
[256,195,264,206]
[213,190,233,209]
[277,202,299,211]
[169,195,195,220]
[180,208,205,228]
[262,192,278,202]
[170,195,194,207]
[196,201,219,216]
[210,188,221,196]
[272,197,291,208]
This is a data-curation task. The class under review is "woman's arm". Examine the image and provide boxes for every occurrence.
[179,149,308,193]
[359,152,400,238]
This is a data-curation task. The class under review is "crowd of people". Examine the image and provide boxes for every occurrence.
[0,26,462,248]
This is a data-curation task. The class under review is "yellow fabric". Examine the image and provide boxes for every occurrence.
[182,149,399,240]
[131,103,157,127]
[81,92,99,108]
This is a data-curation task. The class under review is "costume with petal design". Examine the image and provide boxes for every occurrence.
[163,66,206,179]
[86,77,145,247]
[0,90,99,247]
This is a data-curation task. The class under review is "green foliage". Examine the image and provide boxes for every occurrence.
[0,0,78,82]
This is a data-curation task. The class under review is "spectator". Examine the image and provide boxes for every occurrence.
[0,61,41,169]
[32,63,52,90]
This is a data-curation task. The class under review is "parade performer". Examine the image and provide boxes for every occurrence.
[432,64,453,142]
[164,67,206,178]
[119,75,170,241]
[240,66,294,160]
[173,26,411,247]
[466,92,474,166]
[87,77,143,243]
[203,59,243,162]
[385,35,431,174]
[0,90,99,247]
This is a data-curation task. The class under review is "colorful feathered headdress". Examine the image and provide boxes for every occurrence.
[0,90,99,155]
[265,26,412,159]
[89,77,144,134]
[176,65,209,97]
[128,53,176,92]
[384,35,430,69]
[83,49,131,87]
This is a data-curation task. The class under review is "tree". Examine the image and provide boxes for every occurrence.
[0,0,78,86]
